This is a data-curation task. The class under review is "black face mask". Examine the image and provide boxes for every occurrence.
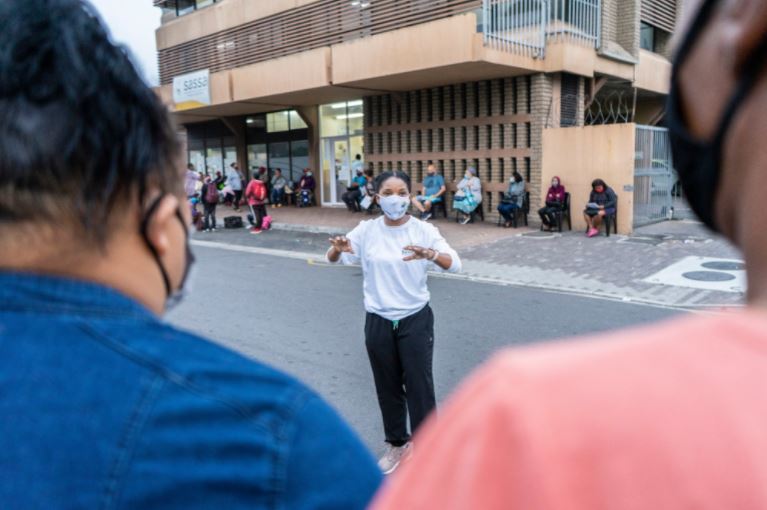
[140,197,196,311]
[667,0,767,232]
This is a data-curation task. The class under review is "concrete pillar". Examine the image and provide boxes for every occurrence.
[221,116,248,177]
[296,105,320,180]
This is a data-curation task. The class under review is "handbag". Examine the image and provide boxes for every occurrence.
[501,194,518,205]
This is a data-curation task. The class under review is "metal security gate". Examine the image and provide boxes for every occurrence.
[634,126,675,227]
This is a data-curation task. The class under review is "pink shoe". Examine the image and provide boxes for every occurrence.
[249,228,262,235]
[587,228,599,238]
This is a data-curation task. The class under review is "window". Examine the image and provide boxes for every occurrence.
[290,140,309,182]
[640,22,656,52]
[247,144,267,175]
[170,0,217,17]
[268,142,291,175]
[176,0,195,15]
[267,111,290,133]
[289,111,308,130]
[561,74,579,127]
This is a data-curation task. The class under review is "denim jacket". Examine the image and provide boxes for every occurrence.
[0,273,381,509]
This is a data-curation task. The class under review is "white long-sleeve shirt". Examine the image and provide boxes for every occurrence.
[328,216,461,321]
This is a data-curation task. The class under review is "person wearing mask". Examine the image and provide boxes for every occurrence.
[414,163,446,221]
[497,171,525,228]
[539,176,567,231]
[584,178,617,237]
[453,167,482,225]
[0,1,382,508]
[270,168,288,207]
[200,175,220,232]
[299,168,316,207]
[326,171,461,475]
[342,168,368,212]
[226,162,245,212]
[372,1,767,508]
[184,163,200,200]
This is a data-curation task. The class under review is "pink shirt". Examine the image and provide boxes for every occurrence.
[372,311,767,510]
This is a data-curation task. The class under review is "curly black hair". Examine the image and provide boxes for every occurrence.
[0,0,180,244]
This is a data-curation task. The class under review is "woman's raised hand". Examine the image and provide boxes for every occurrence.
[403,245,434,262]
[329,235,354,254]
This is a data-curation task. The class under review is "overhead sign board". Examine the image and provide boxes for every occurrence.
[173,69,211,111]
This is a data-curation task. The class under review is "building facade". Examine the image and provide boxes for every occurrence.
[153,0,679,225]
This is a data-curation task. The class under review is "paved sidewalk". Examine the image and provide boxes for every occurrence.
[209,204,745,309]
[222,204,525,250]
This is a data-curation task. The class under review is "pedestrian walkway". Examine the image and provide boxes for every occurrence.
[209,203,744,309]
[224,204,523,250]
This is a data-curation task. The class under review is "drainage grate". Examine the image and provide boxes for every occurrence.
[701,261,746,271]
[682,271,736,282]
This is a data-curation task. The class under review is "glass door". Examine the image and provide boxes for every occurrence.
[321,137,351,205]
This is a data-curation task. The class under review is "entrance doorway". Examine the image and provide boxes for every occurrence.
[321,137,351,206]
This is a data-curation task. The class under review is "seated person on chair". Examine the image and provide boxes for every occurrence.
[453,167,482,225]
[298,168,316,207]
[539,176,567,231]
[414,163,446,220]
[497,171,525,228]
[270,169,288,208]
[342,168,367,212]
[584,178,617,238]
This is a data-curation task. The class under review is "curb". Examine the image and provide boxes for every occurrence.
[270,223,347,236]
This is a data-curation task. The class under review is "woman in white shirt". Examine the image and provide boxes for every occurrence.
[326,171,461,475]
[453,167,483,225]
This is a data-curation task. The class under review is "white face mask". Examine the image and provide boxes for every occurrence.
[378,195,410,220]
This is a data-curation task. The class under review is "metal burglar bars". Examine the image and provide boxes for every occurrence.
[158,0,482,85]
[634,125,675,227]
[546,0,601,47]
[483,0,548,57]
[482,0,601,58]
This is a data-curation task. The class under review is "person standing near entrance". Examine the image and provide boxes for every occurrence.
[227,162,244,212]
[200,175,219,232]
[414,163,446,221]
[326,171,461,475]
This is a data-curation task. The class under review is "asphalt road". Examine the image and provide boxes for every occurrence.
[167,243,681,454]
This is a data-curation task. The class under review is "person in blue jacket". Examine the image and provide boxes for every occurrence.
[0,1,381,508]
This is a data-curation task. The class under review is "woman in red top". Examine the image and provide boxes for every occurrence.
[245,175,268,234]
[538,176,566,231]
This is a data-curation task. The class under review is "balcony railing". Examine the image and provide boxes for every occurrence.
[157,0,482,85]
[482,0,601,58]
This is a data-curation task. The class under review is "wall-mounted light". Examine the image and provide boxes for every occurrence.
[337,113,364,119]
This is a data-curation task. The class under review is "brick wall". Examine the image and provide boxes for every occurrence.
[365,75,553,221]
[602,0,640,59]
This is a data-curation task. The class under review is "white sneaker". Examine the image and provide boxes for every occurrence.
[460,214,471,225]
[378,442,412,475]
